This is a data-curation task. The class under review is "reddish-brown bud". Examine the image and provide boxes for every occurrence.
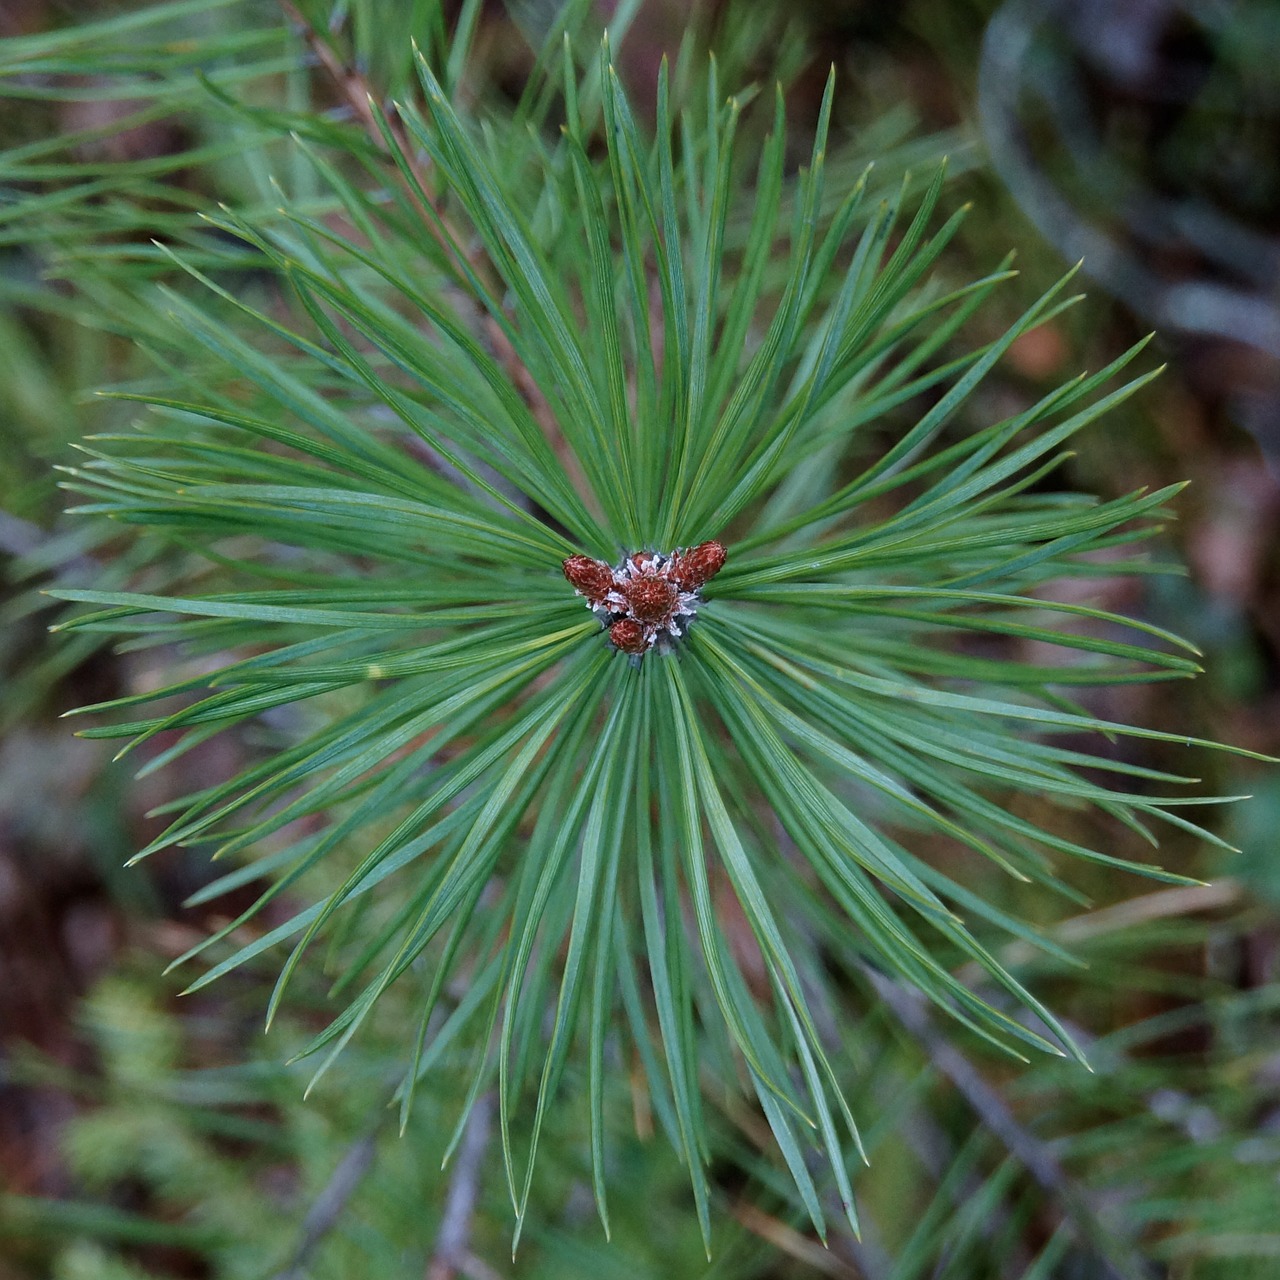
[623,575,678,625]
[562,554,616,605]
[672,540,726,590]
[609,618,647,654]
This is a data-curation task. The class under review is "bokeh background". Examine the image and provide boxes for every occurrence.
[1,1,1278,1276]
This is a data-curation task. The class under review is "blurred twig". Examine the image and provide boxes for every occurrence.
[272,1127,380,1280]
[863,966,1154,1280]
[0,512,42,560]
[979,0,1280,360]
[425,1090,493,1280]
[731,1201,864,1278]
[0,511,99,582]
[278,0,582,499]
[957,879,1244,985]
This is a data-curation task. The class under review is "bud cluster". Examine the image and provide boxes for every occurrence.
[562,540,727,656]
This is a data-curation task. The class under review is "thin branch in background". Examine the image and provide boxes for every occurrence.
[276,0,579,486]
[272,1128,380,1280]
[426,1090,495,1280]
[458,1249,501,1280]
[978,0,1280,362]
[0,511,43,560]
[279,0,455,276]
[281,0,404,152]
[956,878,1243,985]
[731,1201,865,1279]
[458,1253,504,1280]
[721,1076,892,1278]
[863,967,1154,1280]
[865,1063,1033,1279]
[0,511,100,583]
[1051,879,1242,943]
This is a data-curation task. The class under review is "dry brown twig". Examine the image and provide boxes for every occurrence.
[955,878,1244,987]
[731,1201,865,1279]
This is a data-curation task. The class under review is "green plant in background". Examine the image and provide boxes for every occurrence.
[3,0,1277,1275]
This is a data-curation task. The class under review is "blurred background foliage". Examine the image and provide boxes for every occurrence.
[0,0,1277,1277]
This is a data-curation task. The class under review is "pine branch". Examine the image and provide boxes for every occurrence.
[16,0,1262,1249]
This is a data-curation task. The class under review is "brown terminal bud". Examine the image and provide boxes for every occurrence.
[623,575,678,625]
[609,618,648,654]
[672,540,726,591]
[563,554,616,605]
